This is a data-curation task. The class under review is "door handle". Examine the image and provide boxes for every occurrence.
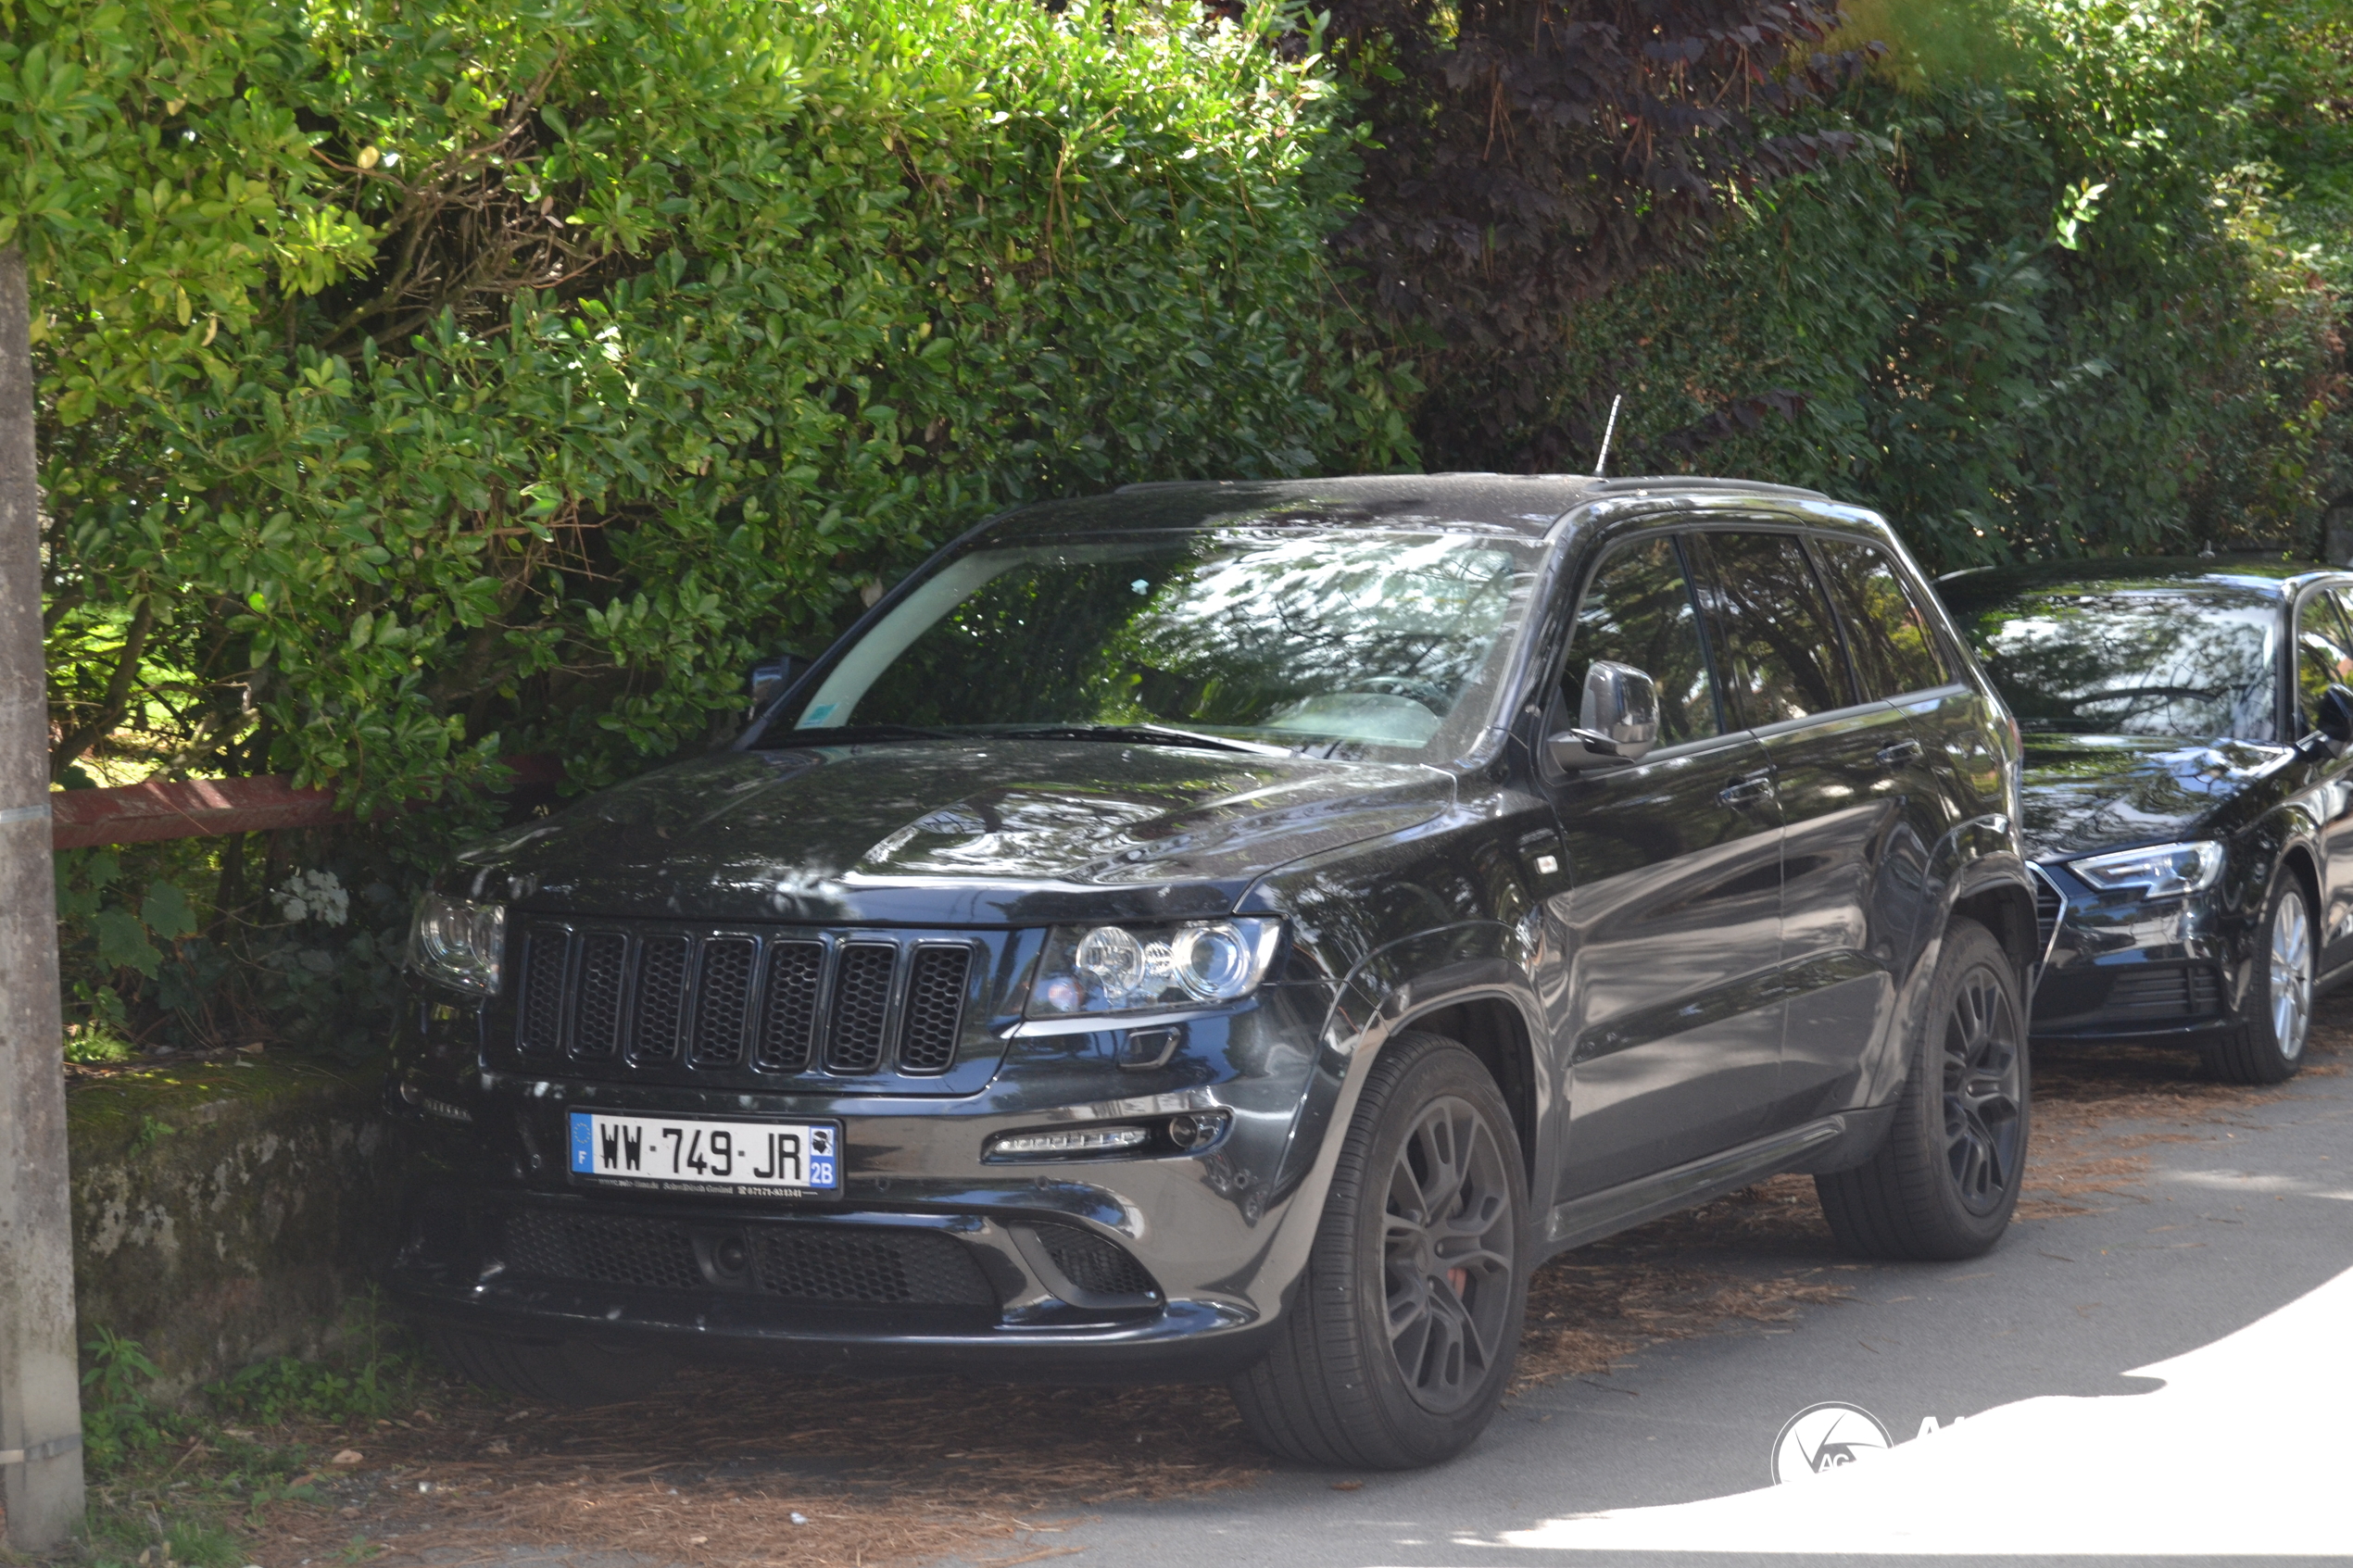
[1874,737,1925,770]
[1719,770,1776,809]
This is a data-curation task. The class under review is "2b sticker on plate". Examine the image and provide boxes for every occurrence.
[568,1111,841,1197]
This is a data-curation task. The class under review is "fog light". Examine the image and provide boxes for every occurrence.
[1167,1110,1230,1151]
[987,1126,1151,1159]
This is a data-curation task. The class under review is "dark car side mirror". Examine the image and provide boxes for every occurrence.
[748,651,812,718]
[2315,684,2353,752]
[1548,660,1660,770]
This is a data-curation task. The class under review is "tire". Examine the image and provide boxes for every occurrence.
[1817,918,2029,1261]
[427,1326,676,1407]
[1229,1032,1529,1469]
[2203,872,2313,1085]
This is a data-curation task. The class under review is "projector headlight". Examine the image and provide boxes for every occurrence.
[405,894,506,996]
[1026,919,1281,1017]
[2069,840,2225,900]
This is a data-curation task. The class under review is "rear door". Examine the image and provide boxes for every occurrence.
[1683,529,1931,1126]
[1545,533,1787,1198]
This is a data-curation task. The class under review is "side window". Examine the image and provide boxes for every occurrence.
[2294,590,2353,727]
[1563,535,1721,746]
[1686,532,1858,726]
[1811,537,1951,698]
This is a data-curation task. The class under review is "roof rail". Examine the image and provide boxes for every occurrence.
[1584,475,1837,503]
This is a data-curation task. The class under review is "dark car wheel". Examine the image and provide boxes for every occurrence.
[2204,872,2314,1085]
[1229,1031,1529,1469]
[428,1327,676,1406]
[1817,918,2029,1261]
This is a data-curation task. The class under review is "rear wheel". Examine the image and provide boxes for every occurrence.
[1818,918,2028,1261]
[1229,1032,1529,1469]
[427,1327,676,1407]
[2204,872,2312,1085]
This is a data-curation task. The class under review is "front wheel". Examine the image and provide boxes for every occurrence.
[1229,1033,1529,1469]
[1817,917,2029,1261]
[2204,873,2313,1085]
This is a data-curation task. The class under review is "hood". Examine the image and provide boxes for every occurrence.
[2018,734,2290,861]
[453,740,1455,925]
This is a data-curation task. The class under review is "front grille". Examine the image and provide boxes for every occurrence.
[500,1208,997,1309]
[510,923,981,1080]
[1034,1222,1159,1300]
[505,1209,704,1292]
[2106,963,2224,1018]
[2030,865,2064,954]
[754,1228,996,1306]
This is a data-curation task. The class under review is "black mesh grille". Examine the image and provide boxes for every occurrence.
[753,1227,996,1306]
[899,947,972,1073]
[2032,867,2064,952]
[632,936,691,1061]
[1034,1223,1158,1299]
[757,942,823,1072]
[827,943,897,1073]
[504,1210,703,1292]
[2108,963,2223,1018]
[517,929,567,1057]
[573,933,628,1058]
[691,939,757,1065]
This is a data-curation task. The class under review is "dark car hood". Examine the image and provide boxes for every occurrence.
[2019,734,2292,860]
[454,740,1455,925]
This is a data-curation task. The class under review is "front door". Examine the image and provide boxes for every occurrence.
[1544,533,1786,1199]
[2294,587,2353,972]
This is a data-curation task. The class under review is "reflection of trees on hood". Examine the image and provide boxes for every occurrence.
[1964,589,2278,742]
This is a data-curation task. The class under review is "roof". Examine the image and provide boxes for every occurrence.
[979,472,1845,544]
[1937,555,2347,607]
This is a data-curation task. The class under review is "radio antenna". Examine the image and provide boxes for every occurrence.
[1592,394,1623,479]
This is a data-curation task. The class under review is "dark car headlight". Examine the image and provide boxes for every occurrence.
[2069,840,2224,899]
[405,894,507,995]
[1025,918,1282,1017]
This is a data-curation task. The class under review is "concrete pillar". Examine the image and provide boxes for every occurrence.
[0,244,87,1551]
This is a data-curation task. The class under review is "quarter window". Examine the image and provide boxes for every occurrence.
[1686,532,1857,725]
[1564,536,1720,746]
[1811,538,1951,698]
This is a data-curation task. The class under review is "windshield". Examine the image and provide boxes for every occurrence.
[770,527,1545,759]
[1952,583,2281,743]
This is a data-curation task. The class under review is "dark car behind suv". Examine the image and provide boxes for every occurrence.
[385,475,2034,1468]
[1943,558,2353,1083]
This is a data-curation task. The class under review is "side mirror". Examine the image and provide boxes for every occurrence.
[1548,660,1660,770]
[748,651,812,718]
[2317,684,2353,750]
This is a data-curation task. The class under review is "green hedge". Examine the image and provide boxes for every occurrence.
[1403,0,2346,571]
[17,0,1415,817]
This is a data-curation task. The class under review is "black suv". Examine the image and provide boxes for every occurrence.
[385,475,2034,1468]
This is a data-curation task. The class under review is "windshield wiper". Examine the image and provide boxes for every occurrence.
[759,721,960,746]
[989,723,1293,757]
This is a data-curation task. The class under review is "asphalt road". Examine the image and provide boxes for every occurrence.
[1015,1035,2353,1568]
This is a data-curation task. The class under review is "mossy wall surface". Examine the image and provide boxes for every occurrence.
[67,1056,396,1399]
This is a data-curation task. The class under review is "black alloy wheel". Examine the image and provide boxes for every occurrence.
[1942,960,2026,1217]
[1230,1032,1529,1468]
[1382,1095,1519,1413]
[1818,918,2030,1261]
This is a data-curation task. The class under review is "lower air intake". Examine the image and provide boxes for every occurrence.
[504,1210,704,1292]
[1033,1222,1159,1300]
[754,1227,997,1306]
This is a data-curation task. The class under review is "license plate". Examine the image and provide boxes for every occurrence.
[567,1111,841,1198]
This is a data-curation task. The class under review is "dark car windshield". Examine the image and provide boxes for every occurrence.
[768,526,1545,759]
[1948,582,2280,743]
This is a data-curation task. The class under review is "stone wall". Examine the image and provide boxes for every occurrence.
[67,1054,396,1401]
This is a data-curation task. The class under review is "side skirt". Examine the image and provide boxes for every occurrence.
[1540,1112,1891,1257]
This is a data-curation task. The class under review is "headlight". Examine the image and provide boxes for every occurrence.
[1026,919,1282,1017]
[406,894,506,995]
[2068,841,2225,899]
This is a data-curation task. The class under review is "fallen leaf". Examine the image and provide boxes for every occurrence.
[332,1449,364,1465]
[1330,1480,1363,1492]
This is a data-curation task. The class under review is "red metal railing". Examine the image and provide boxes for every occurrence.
[47,756,564,850]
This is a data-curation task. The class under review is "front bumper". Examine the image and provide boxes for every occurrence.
[382,976,1341,1380]
[2028,861,2254,1044]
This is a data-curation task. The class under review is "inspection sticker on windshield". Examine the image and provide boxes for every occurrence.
[567,1112,840,1198]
